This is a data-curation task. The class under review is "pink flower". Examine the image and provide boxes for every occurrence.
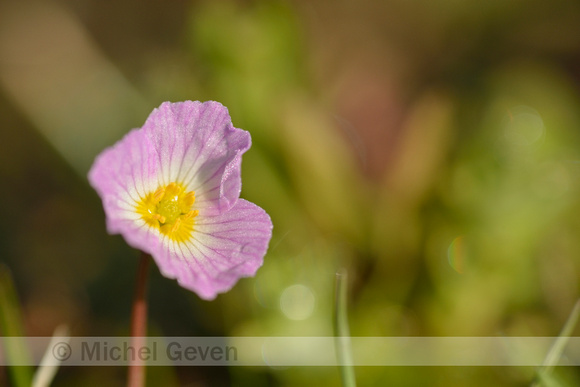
[88,101,272,300]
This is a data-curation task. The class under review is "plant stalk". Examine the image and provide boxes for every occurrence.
[127,252,150,387]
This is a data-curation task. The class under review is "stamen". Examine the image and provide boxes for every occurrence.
[136,182,198,242]
[183,192,196,208]
[183,210,199,219]
[171,218,181,233]
[152,214,166,223]
[152,187,165,203]
[166,182,180,196]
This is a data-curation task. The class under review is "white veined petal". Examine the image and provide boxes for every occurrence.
[151,199,272,300]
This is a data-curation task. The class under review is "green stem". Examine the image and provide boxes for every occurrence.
[333,269,356,387]
[127,252,150,387]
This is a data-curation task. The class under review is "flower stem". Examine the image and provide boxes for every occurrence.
[127,252,150,387]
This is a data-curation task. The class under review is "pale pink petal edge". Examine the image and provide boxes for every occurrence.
[153,199,273,300]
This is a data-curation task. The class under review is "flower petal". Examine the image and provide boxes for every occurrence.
[89,100,272,299]
[141,101,251,215]
[153,199,273,300]
[88,128,161,254]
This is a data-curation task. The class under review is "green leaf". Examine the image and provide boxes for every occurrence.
[0,264,33,387]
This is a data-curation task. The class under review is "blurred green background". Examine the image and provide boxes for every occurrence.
[2,0,580,385]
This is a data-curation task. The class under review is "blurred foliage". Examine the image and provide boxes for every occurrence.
[1,0,580,385]
[0,266,33,387]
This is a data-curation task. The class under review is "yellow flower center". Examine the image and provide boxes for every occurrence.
[136,182,199,242]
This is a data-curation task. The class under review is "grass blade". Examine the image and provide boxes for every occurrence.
[532,298,580,386]
[32,325,69,387]
[333,269,356,387]
[0,264,33,387]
